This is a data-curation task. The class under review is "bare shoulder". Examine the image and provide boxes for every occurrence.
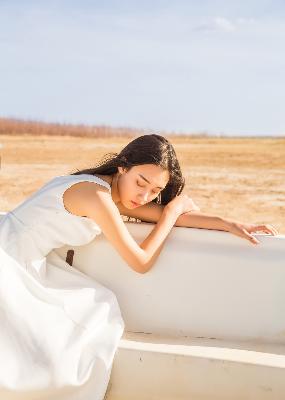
[63,176,112,218]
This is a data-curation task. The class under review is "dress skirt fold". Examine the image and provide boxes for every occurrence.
[0,174,125,399]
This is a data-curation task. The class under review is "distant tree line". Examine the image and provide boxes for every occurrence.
[0,117,211,138]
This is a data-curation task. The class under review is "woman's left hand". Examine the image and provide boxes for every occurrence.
[227,221,279,245]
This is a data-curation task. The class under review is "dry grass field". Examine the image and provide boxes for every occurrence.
[0,133,284,234]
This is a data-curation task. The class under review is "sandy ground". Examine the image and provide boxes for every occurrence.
[0,134,284,234]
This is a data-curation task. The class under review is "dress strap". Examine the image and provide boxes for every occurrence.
[59,174,111,192]
[83,174,111,192]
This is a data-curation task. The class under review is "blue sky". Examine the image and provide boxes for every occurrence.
[0,1,284,135]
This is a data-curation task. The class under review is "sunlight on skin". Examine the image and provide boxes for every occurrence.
[109,164,170,209]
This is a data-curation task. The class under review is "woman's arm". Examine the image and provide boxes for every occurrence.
[175,211,230,230]
[117,201,228,230]
[175,210,278,241]
[117,201,278,244]
[75,184,180,274]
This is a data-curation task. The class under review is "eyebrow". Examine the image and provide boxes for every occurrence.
[138,174,165,190]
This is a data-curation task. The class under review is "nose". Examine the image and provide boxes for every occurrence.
[138,191,149,204]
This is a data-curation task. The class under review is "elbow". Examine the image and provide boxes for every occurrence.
[129,259,152,274]
[139,265,151,274]
[132,263,149,274]
[125,251,153,274]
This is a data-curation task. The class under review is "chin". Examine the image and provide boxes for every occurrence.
[121,200,133,209]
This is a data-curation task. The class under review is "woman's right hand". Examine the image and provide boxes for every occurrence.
[166,194,200,217]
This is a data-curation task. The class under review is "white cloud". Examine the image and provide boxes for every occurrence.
[193,16,257,34]
[213,17,236,32]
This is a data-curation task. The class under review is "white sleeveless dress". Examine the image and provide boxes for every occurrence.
[0,174,125,400]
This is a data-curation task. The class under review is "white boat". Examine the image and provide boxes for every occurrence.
[1,211,285,399]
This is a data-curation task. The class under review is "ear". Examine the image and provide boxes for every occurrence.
[118,166,127,174]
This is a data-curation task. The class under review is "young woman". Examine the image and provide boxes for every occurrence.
[0,134,278,399]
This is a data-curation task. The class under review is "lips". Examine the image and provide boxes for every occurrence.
[131,200,140,207]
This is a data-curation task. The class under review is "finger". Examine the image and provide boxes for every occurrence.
[242,229,260,245]
[259,224,277,235]
[255,224,278,235]
[266,225,279,235]
[264,227,278,235]
[249,225,269,234]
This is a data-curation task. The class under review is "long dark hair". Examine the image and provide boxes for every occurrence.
[70,134,185,205]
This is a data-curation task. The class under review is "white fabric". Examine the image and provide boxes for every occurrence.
[0,174,125,399]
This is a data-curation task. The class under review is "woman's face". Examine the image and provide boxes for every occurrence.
[117,164,170,209]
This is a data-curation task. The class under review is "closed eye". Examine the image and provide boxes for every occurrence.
[137,181,160,195]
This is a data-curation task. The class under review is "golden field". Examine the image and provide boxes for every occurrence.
[0,132,284,234]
